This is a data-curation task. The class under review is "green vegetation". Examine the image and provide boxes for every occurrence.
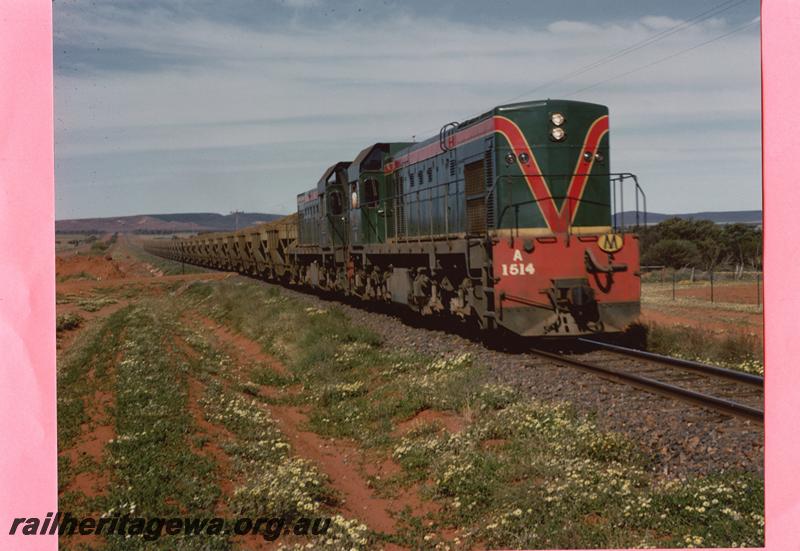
[640,219,761,272]
[56,312,84,332]
[58,309,127,452]
[89,233,117,256]
[58,297,371,550]
[181,278,764,549]
[100,306,226,550]
[76,296,118,312]
[636,322,763,375]
[57,271,97,283]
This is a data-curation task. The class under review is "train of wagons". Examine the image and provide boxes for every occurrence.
[145,99,646,337]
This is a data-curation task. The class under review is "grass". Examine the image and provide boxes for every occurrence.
[184,325,374,549]
[77,296,118,312]
[58,271,97,283]
[58,288,374,550]
[634,322,764,375]
[58,304,227,550]
[179,278,765,549]
[57,310,129,533]
[56,246,764,549]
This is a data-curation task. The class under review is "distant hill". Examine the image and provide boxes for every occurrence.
[57,209,763,234]
[614,210,762,227]
[56,212,284,234]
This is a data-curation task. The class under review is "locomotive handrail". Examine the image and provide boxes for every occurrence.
[439,121,459,152]
[492,172,645,235]
[349,171,643,242]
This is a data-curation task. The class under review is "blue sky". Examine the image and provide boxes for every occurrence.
[54,0,761,219]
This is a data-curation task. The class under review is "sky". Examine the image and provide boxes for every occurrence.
[54,0,762,220]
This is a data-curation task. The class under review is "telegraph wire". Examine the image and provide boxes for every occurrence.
[565,18,759,97]
[501,0,750,104]
[408,0,755,141]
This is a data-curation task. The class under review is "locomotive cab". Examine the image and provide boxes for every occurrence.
[317,161,350,253]
[347,142,411,245]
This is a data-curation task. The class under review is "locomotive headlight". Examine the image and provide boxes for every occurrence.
[550,127,566,141]
[550,112,565,126]
[505,152,516,165]
[518,152,530,164]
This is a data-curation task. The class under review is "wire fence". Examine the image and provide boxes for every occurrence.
[641,266,763,307]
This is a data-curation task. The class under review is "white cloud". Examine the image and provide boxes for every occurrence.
[546,20,602,34]
[639,15,683,30]
[275,0,321,7]
[54,7,761,218]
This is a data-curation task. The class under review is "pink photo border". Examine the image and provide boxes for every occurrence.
[0,1,794,549]
[1,2,57,550]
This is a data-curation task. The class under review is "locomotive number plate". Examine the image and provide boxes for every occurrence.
[500,262,536,276]
[500,249,535,276]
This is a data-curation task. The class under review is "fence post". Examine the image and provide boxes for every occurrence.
[757,272,761,308]
[710,270,714,303]
[672,272,676,301]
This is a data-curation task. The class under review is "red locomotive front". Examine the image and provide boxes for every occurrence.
[488,99,643,336]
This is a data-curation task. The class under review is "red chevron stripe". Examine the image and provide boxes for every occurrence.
[494,115,609,231]
[385,114,609,233]
[493,116,562,231]
[563,115,609,224]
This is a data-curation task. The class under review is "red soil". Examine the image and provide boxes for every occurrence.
[199,315,434,536]
[640,282,764,347]
[55,237,458,548]
[56,254,126,281]
[185,376,237,512]
[60,374,116,549]
[394,409,466,436]
[673,283,763,305]
[640,305,763,342]
[201,318,289,376]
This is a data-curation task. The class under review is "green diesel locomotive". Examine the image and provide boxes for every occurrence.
[146,99,645,337]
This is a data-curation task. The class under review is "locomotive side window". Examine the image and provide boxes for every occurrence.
[329,190,343,215]
[363,178,379,205]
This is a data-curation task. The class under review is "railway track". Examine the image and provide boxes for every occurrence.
[529,340,764,423]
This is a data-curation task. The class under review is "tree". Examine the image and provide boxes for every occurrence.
[720,224,762,273]
[641,239,700,269]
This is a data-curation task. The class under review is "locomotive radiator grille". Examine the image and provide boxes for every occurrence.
[465,160,486,234]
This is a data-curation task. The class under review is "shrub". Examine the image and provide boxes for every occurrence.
[56,312,84,332]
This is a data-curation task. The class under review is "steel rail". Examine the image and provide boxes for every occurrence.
[578,338,764,387]
[529,347,764,423]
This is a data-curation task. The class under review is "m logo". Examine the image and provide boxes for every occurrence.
[598,233,624,253]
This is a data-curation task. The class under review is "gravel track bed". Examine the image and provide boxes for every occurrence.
[246,277,763,481]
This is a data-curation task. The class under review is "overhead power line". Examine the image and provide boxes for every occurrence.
[501,0,751,104]
[408,0,755,141]
[565,18,759,97]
